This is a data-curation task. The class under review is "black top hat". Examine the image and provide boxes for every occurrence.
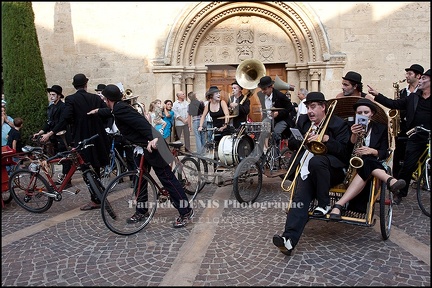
[72,73,89,87]
[231,81,243,90]
[46,85,64,98]
[353,98,377,113]
[342,71,362,84]
[304,92,326,104]
[257,76,274,89]
[95,84,106,91]
[423,69,430,77]
[205,86,221,97]
[405,64,424,75]
[102,84,123,102]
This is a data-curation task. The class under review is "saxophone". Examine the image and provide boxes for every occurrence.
[388,79,406,137]
[343,130,365,187]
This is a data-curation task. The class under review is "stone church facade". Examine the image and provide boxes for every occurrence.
[32,2,430,109]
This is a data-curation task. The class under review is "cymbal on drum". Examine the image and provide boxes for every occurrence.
[217,114,238,119]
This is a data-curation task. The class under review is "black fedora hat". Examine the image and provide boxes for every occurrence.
[304,92,326,104]
[102,84,123,102]
[231,80,243,90]
[405,64,424,75]
[353,98,377,113]
[342,71,362,84]
[95,84,106,91]
[423,69,430,77]
[257,76,274,89]
[46,85,64,98]
[72,73,89,86]
[205,86,221,97]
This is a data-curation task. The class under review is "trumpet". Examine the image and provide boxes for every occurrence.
[281,100,337,192]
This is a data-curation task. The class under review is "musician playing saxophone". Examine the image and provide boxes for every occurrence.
[329,98,406,221]
[273,92,350,256]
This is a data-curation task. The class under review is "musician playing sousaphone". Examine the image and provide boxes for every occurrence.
[328,98,406,221]
[273,92,350,256]
[227,80,250,129]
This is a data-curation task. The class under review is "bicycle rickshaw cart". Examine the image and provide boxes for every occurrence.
[2,146,20,206]
[232,111,294,204]
[282,96,394,240]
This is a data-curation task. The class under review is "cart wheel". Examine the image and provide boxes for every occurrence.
[233,156,262,203]
[379,180,393,240]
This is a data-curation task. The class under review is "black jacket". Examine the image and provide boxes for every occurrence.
[258,89,295,128]
[286,113,350,179]
[52,89,110,168]
[104,101,174,168]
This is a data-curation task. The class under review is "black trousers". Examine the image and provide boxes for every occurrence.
[135,162,191,216]
[282,155,345,248]
[397,136,428,197]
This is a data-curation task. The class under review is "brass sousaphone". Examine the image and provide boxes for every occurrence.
[235,58,266,90]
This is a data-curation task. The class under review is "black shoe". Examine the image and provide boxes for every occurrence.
[272,234,293,256]
[173,209,194,228]
[55,180,72,189]
[392,194,403,205]
[126,211,150,224]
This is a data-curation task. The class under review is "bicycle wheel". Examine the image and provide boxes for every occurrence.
[279,147,294,177]
[174,157,201,201]
[233,156,263,203]
[417,160,430,217]
[197,157,209,191]
[379,180,393,240]
[9,169,54,213]
[100,155,122,188]
[101,171,158,236]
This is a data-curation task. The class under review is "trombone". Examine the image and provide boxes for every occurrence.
[281,100,338,192]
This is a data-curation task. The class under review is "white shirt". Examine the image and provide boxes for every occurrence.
[172,100,189,127]
[264,94,273,119]
[296,99,307,122]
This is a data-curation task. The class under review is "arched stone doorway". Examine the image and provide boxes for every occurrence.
[153,1,346,100]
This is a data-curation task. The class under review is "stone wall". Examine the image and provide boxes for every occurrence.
[31,1,430,107]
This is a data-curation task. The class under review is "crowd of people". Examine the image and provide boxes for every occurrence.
[2,64,429,247]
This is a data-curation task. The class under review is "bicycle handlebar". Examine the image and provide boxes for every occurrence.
[46,134,99,162]
[407,126,431,138]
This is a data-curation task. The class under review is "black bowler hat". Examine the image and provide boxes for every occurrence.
[72,73,89,86]
[46,85,64,98]
[205,86,221,97]
[95,84,106,91]
[257,76,274,88]
[342,71,362,84]
[423,69,430,77]
[304,92,326,104]
[353,98,377,113]
[405,64,424,75]
[231,80,243,90]
[102,84,123,102]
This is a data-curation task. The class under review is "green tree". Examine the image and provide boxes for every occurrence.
[2,1,47,145]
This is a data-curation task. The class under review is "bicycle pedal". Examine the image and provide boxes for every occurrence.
[158,194,169,203]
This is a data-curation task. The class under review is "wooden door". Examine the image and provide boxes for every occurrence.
[206,64,286,122]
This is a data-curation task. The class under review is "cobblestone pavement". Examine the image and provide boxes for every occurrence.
[1,169,430,286]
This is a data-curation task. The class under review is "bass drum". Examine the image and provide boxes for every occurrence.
[218,135,254,166]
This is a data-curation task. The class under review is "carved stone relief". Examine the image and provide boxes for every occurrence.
[196,15,296,65]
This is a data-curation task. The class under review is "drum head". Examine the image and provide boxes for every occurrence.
[234,135,254,163]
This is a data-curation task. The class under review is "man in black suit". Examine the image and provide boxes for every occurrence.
[273,92,350,256]
[89,84,194,228]
[257,76,295,149]
[41,73,110,211]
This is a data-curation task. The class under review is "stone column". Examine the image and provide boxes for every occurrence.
[309,70,321,92]
[172,74,183,96]
[184,73,195,97]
